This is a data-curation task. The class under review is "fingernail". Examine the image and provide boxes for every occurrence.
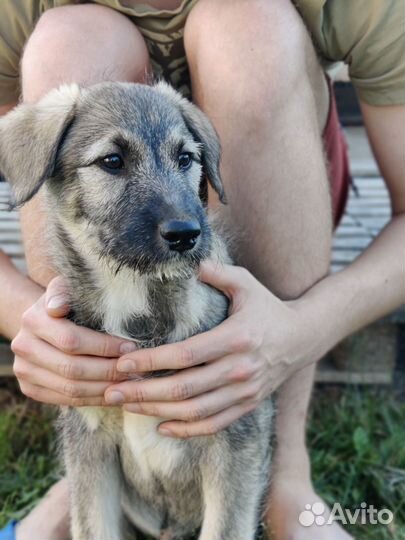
[105,390,124,404]
[47,295,66,309]
[117,360,136,372]
[159,427,175,437]
[120,342,137,355]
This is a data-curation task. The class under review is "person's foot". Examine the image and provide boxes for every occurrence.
[266,474,354,540]
[16,478,70,540]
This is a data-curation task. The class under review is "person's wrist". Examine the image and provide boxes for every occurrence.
[287,282,339,366]
[0,257,44,339]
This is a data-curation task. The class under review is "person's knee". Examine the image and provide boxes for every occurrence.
[22,4,150,100]
[186,0,312,115]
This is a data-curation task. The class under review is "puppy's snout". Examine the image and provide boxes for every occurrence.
[159,219,201,252]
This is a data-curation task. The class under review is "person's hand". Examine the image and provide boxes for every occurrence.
[12,276,136,406]
[107,261,316,438]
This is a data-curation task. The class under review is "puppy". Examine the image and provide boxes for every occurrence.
[0,82,273,540]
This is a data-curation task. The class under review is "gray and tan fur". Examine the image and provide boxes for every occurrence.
[0,82,272,540]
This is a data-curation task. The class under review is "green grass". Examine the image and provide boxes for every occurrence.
[309,387,405,540]
[0,386,59,525]
[0,381,404,539]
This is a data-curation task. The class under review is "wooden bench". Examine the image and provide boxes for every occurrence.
[1,136,404,382]
[0,181,25,376]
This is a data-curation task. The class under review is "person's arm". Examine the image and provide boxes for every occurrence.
[0,250,43,339]
[106,104,405,438]
[297,102,405,347]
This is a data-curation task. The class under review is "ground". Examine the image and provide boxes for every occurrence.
[0,379,404,540]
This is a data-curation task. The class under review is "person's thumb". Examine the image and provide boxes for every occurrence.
[199,260,250,298]
[45,276,71,318]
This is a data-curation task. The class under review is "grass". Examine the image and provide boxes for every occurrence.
[0,383,59,525]
[309,387,405,540]
[0,380,404,539]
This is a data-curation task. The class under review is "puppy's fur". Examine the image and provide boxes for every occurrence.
[0,82,272,540]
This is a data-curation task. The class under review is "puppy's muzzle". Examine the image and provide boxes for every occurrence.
[159,219,201,252]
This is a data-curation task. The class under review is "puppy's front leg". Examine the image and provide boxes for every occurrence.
[198,439,269,540]
[62,410,124,540]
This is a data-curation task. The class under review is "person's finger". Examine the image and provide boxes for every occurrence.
[116,318,253,373]
[12,333,127,382]
[123,381,256,422]
[157,402,257,438]
[14,356,112,399]
[109,354,253,404]
[198,261,253,297]
[45,276,71,318]
[18,380,107,407]
[23,309,137,358]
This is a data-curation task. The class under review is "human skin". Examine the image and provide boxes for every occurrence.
[1,1,404,540]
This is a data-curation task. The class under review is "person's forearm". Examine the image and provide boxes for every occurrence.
[297,213,405,361]
[0,251,43,339]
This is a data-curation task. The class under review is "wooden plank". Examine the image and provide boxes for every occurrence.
[355,194,390,203]
[332,250,361,263]
[339,214,358,226]
[358,216,390,230]
[346,199,390,207]
[0,212,19,220]
[350,186,389,194]
[350,162,379,177]
[335,227,371,237]
[316,368,393,385]
[346,207,391,217]
[352,178,386,188]
[0,223,21,233]
[316,355,393,385]
[335,230,370,237]
[333,236,371,249]
[1,244,25,257]
[0,232,22,243]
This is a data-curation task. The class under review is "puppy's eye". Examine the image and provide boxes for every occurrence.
[99,154,124,173]
[178,152,193,171]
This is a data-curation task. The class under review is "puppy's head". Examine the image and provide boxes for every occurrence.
[0,82,226,275]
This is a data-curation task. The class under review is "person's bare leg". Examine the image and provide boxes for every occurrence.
[16,5,150,540]
[185,1,352,538]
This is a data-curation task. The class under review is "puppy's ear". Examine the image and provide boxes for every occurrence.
[0,84,79,208]
[155,82,227,204]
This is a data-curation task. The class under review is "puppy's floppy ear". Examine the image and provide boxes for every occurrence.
[155,82,227,204]
[0,84,79,208]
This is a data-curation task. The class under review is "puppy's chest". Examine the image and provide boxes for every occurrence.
[78,275,221,476]
[121,413,188,482]
[97,272,205,343]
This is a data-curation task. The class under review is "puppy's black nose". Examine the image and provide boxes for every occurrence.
[159,219,201,252]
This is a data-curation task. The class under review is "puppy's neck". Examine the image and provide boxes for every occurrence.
[52,218,210,344]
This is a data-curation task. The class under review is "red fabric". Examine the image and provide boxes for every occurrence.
[323,79,351,228]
